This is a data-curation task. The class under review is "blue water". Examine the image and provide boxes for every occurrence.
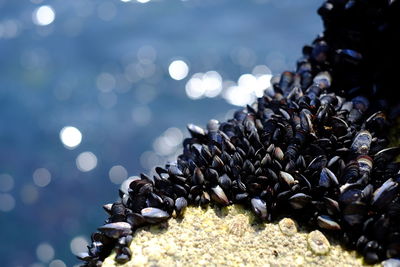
[0,0,321,266]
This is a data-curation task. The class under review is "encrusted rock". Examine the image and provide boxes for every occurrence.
[102,206,373,267]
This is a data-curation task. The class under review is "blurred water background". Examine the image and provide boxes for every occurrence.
[0,0,321,266]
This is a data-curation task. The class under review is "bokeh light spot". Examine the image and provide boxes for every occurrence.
[76,152,98,172]
[60,126,82,149]
[109,165,128,184]
[153,127,183,156]
[36,243,55,263]
[168,60,189,80]
[33,5,55,26]
[49,259,66,267]
[185,71,222,99]
[202,71,222,97]
[223,85,255,106]
[70,236,89,255]
[33,168,52,187]
[0,193,15,212]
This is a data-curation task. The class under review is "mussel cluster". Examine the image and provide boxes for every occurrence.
[80,1,400,266]
[315,0,400,117]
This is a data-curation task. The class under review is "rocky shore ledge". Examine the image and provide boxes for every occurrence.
[102,205,383,267]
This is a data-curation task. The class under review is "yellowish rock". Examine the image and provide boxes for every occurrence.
[103,205,376,267]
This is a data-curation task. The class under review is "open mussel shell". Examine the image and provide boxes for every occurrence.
[372,178,399,210]
[126,213,146,228]
[317,215,341,230]
[141,207,170,224]
[279,171,297,186]
[307,155,328,173]
[289,193,312,209]
[187,123,206,137]
[175,197,188,216]
[210,185,229,206]
[319,167,339,188]
[98,222,132,239]
[251,197,268,220]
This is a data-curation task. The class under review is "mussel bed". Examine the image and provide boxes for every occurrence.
[80,1,400,266]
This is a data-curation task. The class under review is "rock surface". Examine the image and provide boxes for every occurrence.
[102,205,377,267]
